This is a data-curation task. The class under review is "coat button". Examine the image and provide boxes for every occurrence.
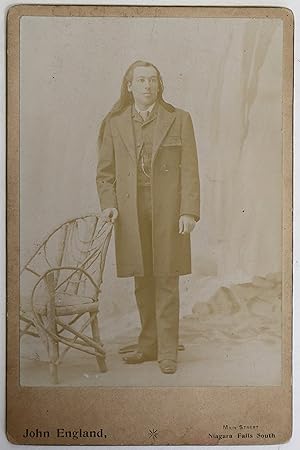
[126,193,130,198]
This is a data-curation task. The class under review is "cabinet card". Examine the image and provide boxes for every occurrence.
[6,4,293,445]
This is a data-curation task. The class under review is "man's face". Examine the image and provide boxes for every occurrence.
[127,66,159,108]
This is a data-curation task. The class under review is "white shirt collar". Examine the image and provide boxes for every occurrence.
[134,102,156,116]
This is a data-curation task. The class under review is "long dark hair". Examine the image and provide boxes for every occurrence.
[98,60,174,144]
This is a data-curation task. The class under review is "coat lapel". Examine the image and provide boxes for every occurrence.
[114,103,176,163]
[115,105,136,162]
[152,104,176,162]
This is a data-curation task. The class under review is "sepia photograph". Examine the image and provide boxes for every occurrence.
[19,13,284,387]
[6,4,293,446]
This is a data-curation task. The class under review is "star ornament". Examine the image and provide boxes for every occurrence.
[148,428,159,440]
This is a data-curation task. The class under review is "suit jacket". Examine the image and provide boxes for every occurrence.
[96,101,200,277]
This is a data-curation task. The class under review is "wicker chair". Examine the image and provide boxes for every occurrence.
[20,215,113,384]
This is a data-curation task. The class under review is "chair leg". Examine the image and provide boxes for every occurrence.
[46,272,60,384]
[90,312,107,373]
[48,337,59,384]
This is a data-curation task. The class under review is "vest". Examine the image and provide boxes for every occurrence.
[131,104,158,187]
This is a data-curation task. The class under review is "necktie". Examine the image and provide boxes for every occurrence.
[139,110,150,121]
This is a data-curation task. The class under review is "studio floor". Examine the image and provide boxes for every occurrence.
[20,338,281,387]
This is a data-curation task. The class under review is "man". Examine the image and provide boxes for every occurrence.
[96,60,200,374]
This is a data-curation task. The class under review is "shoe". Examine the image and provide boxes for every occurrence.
[123,352,157,364]
[159,359,177,374]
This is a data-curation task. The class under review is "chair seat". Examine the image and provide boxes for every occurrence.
[55,297,99,316]
[21,293,99,316]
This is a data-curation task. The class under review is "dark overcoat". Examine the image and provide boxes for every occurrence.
[96,102,200,277]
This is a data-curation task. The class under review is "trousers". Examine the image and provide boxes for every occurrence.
[135,186,179,361]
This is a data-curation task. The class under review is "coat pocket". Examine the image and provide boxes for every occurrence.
[161,135,182,147]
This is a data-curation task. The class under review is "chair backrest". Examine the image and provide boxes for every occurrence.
[21,215,113,310]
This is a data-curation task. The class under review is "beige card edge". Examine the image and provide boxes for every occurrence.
[6,4,294,446]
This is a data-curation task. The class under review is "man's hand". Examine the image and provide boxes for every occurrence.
[102,208,118,224]
[179,215,196,234]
